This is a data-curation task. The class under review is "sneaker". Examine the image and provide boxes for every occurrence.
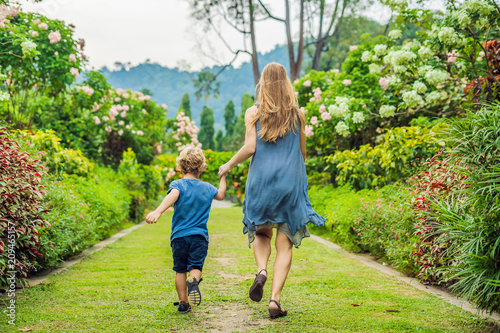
[186,276,202,306]
[174,301,191,313]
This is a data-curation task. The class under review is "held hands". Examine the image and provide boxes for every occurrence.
[218,163,231,179]
[146,210,161,224]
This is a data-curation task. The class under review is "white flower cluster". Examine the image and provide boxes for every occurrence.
[379,105,396,118]
[380,0,407,12]
[418,46,434,60]
[425,91,443,105]
[452,10,471,28]
[386,75,401,86]
[384,50,417,66]
[425,69,448,86]
[352,112,365,124]
[435,27,465,47]
[374,44,388,56]
[413,81,427,94]
[402,40,421,52]
[361,51,374,62]
[329,97,350,118]
[21,39,37,57]
[402,90,424,108]
[369,63,382,74]
[388,29,402,39]
[335,121,350,137]
[462,0,495,16]
[0,91,9,101]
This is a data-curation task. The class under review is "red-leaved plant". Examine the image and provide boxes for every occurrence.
[0,129,49,286]
[410,150,467,283]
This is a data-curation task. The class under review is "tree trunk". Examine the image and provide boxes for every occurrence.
[249,0,260,86]
[312,0,325,71]
[284,0,296,79]
[295,0,305,79]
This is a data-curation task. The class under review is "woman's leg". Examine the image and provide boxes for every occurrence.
[269,230,293,309]
[253,228,273,276]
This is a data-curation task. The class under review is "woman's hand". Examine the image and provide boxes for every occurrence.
[146,210,161,224]
[218,163,231,178]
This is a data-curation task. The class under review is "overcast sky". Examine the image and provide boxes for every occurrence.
[17,0,443,72]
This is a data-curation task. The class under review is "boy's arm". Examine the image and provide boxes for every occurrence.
[145,189,180,223]
[214,174,226,201]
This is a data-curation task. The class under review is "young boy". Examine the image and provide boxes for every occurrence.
[146,147,226,313]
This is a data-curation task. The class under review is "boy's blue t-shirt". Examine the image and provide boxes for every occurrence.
[168,178,219,243]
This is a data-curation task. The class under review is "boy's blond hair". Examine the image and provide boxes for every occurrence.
[176,147,207,175]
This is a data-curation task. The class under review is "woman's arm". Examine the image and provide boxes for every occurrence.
[300,119,306,161]
[218,107,257,177]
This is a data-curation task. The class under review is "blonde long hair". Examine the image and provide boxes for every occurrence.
[250,62,305,142]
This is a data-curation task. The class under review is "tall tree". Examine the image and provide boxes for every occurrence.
[215,130,224,151]
[223,100,236,137]
[228,93,254,150]
[179,93,192,118]
[258,0,305,80]
[187,0,261,85]
[198,106,215,150]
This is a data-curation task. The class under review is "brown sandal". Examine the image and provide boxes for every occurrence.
[269,299,288,319]
[249,269,267,302]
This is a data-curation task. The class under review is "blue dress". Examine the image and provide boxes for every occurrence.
[242,106,326,248]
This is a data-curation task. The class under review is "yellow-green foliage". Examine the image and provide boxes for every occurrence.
[17,129,94,176]
[328,122,448,190]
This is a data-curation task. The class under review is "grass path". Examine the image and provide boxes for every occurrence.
[2,208,496,332]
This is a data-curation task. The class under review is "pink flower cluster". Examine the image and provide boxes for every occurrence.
[70,68,79,78]
[69,54,77,62]
[447,50,459,63]
[319,104,331,121]
[342,79,352,86]
[312,87,322,102]
[165,168,176,182]
[305,125,314,137]
[379,77,389,88]
[76,85,94,96]
[174,112,202,151]
[48,31,61,44]
[349,45,358,51]
[303,80,311,87]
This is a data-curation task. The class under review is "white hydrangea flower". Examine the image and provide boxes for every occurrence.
[452,10,471,27]
[21,40,37,56]
[425,69,449,86]
[402,40,421,52]
[418,65,435,76]
[413,81,427,94]
[380,0,407,11]
[386,75,401,86]
[0,91,9,101]
[418,46,434,60]
[388,29,402,39]
[379,105,396,118]
[384,50,417,66]
[374,44,388,56]
[335,96,351,104]
[369,63,382,74]
[335,121,350,137]
[352,112,365,124]
[361,51,373,62]
[393,65,407,73]
[463,0,495,16]
[476,17,489,29]
[402,90,424,108]
[329,102,350,118]
[437,27,465,47]
[425,91,443,105]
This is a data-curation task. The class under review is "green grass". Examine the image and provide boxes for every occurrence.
[2,208,497,332]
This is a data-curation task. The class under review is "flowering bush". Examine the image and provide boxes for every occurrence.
[327,119,448,190]
[0,128,49,285]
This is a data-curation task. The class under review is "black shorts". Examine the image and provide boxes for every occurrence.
[171,235,209,273]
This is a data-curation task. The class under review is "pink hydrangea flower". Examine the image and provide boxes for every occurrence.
[118,129,124,136]
[30,30,39,37]
[93,116,101,125]
[115,97,121,102]
[38,22,48,30]
[48,31,61,44]
[123,92,130,99]
[303,80,311,87]
[304,125,314,137]
[331,69,340,73]
[349,45,358,51]
[93,103,100,111]
[161,104,167,110]
[321,112,331,121]
[142,109,147,115]
[70,68,79,78]
[310,116,318,126]
[119,120,124,126]
[379,77,388,88]
[69,54,77,62]
[342,79,352,86]
[121,111,127,118]
[319,105,326,113]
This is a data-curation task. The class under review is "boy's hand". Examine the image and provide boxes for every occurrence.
[146,210,161,224]
[218,163,230,178]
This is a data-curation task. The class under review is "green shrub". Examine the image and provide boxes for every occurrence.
[412,102,500,312]
[37,167,130,269]
[327,119,448,190]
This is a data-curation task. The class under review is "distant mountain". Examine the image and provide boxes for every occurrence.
[100,44,292,131]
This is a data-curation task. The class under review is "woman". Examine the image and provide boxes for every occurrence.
[218,62,326,319]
